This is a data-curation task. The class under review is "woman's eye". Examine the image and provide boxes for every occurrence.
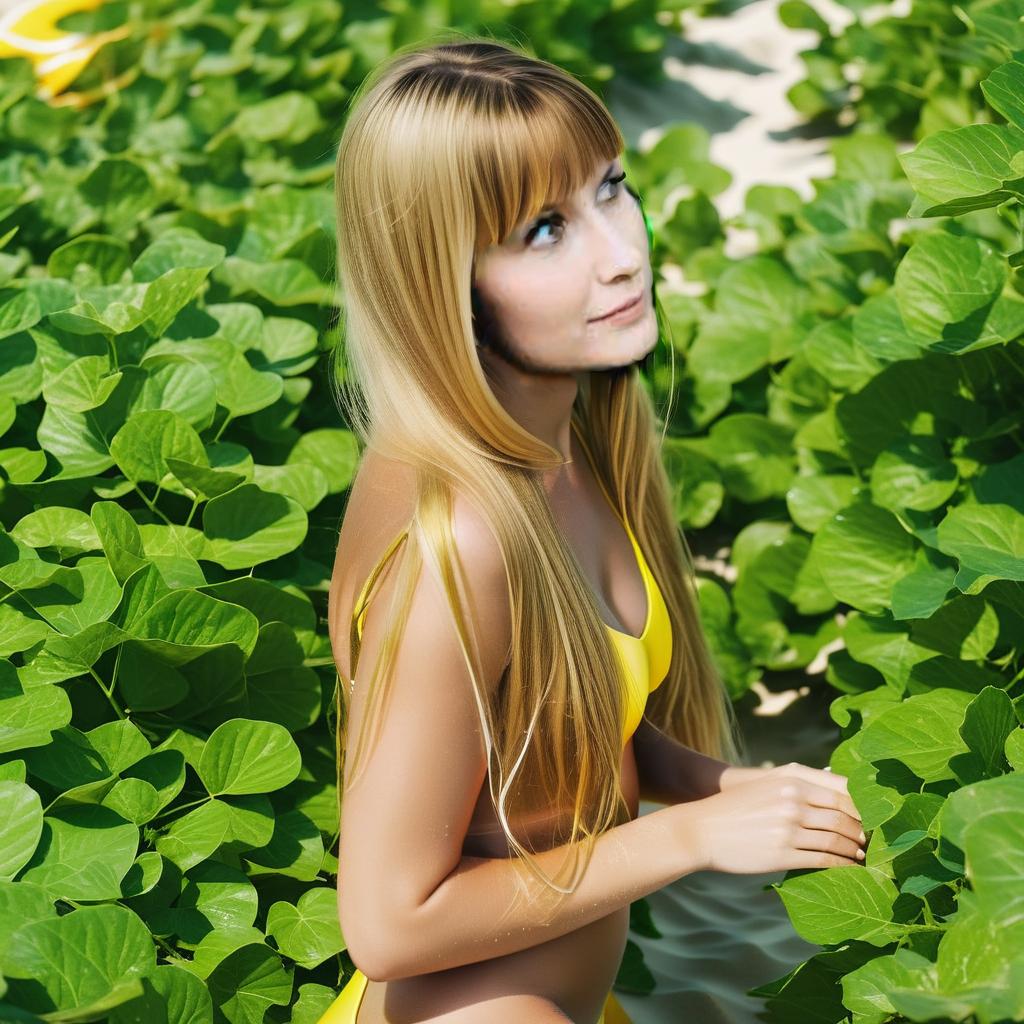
[525,214,564,247]
[525,172,630,248]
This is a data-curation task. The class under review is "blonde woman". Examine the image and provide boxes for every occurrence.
[322,34,866,1024]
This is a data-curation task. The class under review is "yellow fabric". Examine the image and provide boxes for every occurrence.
[316,969,633,1023]
[569,421,672,747]
[316,969,367,1023]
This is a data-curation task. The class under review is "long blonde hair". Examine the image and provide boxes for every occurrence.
[330,32,744,900]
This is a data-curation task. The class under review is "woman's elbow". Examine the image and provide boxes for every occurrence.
[339,892,408,982]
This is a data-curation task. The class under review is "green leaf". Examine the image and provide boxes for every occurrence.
[183,926,267,981]
[979,58,1024,132]
[205,943,291,1024]
[10,508,100,558]
[91,501,148,585]
[108,963,214,1024]
[813,503,917,614]
[900,122,1024,215]
[704,414,795,503]
[774,865,902,946]
[870,436,958,512]
[894,233,1006,344]
[197,719,302,796]
[948,774,1024,924]
[0,880,56,965]
[290,984,338,1024]
[0,674,72,756]
[153,859,258,943]
[1006,728,1024,771]
[121,750,185,814]
[4,904,154,1014]
[244,809,324,881]
[109,410,207,486]
[231,92,320,144]
[937,503,1024,581]
[126,589,260,664]
[285,428,359,495]
[102,778,162,827]
[858,688,975,783]
[155,799,230,873]
[0,780,43,879]
[217,350,283,417]
[266,887,344,969]
[119,851,163,899]
[86,719,150,774]
[0,675,72,757]
[842,948,938,1021]
[957,685,1017,783]
[47,234,130,286]
[202,484,307,570]
[41,355,121,413]
[19,804,138,901]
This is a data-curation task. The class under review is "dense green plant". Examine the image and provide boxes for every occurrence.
[779,0,1024,139]
[624,47,1024,1022]
[0,1,711,1019]
[3,0,1023,1018]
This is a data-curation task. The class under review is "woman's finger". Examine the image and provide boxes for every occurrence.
[792,826,864,862]
[798,805,866,845]
[798,779,862,823]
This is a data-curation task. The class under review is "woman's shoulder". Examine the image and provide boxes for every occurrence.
[331,447,511,678]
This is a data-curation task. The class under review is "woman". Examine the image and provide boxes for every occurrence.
[322,34,866,1024]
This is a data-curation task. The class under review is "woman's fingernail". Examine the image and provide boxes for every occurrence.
[856,848,865,859]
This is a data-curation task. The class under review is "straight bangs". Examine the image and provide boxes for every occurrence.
[464,80,624,257]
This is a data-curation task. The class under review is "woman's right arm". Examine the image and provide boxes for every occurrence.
[332,495,863,983]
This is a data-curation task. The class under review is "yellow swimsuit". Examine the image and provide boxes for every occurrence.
[319,427,671,1023]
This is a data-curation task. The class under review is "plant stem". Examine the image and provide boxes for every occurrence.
[212,411,233,443]
[89,668,126,720]
[132,481,173,526]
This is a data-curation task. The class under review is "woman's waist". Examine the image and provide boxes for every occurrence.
[377,906,630,1021]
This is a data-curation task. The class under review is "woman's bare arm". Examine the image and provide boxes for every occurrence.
[384,797,704,980]
[330,492,708,983]
[632,716,753,805]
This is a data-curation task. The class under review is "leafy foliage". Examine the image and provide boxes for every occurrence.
[625,37,1024,1024]
[3,0,1024,1019]
[0,0,706,1017]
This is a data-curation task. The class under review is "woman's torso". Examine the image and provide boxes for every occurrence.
[330,436,652,1022]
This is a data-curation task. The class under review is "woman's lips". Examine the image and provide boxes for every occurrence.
[590,292,644,322]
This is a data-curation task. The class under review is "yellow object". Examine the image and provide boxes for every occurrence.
[316,969,367,1023]
[316,968,634,1023]
[0,0,133,108]
[572,419,672,747]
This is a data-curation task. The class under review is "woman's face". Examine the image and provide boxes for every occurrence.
[471,153,656,375]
